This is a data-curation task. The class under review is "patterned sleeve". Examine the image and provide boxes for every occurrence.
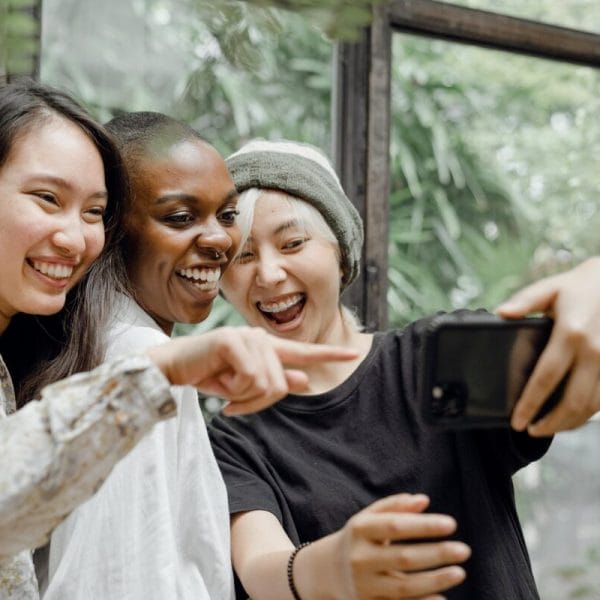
[0,353,175,560]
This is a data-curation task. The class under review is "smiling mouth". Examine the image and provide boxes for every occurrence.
[176,266,221,290]
[257,293,306,324]
[30,260,75,280]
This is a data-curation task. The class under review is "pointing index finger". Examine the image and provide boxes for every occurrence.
[273,339,358,366]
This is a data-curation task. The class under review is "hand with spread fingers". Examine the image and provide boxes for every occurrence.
[149,326,358,415]
[231,494,470,600]
[497,256,600,436]
[331,494,471,600]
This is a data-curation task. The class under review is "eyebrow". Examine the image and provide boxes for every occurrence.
[29,173,72,189]
[225,188,239,203]
[155,187,239,206]
[274,219,302,236]
[245,219,302,244]
[28,174,107,199]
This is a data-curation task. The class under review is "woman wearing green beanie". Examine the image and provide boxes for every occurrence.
[209,138,600,600]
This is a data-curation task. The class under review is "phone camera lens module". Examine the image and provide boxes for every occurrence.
[431,382,466,417]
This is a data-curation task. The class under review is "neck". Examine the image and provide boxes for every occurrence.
[301,321,373,395]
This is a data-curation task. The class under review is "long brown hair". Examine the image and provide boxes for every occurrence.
[0,79,128,407]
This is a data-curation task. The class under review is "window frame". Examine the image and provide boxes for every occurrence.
[333,0,600,330]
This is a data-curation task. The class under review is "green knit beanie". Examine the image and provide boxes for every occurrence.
[226,140,364,290]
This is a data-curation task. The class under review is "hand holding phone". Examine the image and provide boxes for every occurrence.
[418,311,565,429]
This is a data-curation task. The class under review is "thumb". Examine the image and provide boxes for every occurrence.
[367,493,430,515]
[284,369,310,393]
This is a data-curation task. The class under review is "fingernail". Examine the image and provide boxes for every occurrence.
[412,493,429,501]
[451,566,467,580]
[527,424,550,438]
[511,415,526,431]
[451,542,471,559]
[439,515,457,529]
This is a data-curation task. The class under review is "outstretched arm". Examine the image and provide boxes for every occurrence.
[149,325,358,415]
[0,326,355,559]
[497,256,600,435]
[232,494,470,600]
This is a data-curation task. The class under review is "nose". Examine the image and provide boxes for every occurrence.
[51,215,86,257]
[256,252,286,287]
[195,222,233,257]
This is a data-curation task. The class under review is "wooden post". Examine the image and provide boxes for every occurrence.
[333,3,391,331]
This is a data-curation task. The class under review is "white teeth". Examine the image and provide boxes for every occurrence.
[177,267,221,283]
[190,280,217,291]
[259,294,303,313]
[33,261,74,279]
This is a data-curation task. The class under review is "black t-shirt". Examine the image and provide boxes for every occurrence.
[209,325,551,600]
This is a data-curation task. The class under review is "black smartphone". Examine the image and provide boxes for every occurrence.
[418,311,564,429]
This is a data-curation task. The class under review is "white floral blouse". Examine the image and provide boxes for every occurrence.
[0,352,175,599]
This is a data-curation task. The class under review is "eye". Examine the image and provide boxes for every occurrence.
[164,211,195,226]
[235,250,255,264]
[282,237,307,251]
[218,208,239,226]
[84,205,106,223]
[33,191,58,205]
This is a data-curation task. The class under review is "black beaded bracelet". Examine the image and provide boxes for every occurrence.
[287,542,311,600]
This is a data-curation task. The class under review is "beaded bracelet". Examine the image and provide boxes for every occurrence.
[287,541,311,600]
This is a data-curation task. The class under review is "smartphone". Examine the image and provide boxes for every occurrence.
[418,311,564,429]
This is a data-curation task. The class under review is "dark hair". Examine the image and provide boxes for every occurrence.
[0,79,128,407]
[105,111,204,189]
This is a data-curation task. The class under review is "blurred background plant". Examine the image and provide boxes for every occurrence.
[387,30,600,325]
[0,0,40,81]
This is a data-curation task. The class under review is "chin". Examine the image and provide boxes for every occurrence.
[185,306,213,325]
[28,297,67,317]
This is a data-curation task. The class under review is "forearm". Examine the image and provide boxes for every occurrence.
[240,549,293,600]
[239,534,344,600]
[233,497,471,600]
[0,354,174,559]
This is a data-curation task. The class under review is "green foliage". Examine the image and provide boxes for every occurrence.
[32,0,377,90]
[0,1,40,79]
[387,35,532,325]
[386,31,600,326]
[170,0,333,156]
[237,0,381,39]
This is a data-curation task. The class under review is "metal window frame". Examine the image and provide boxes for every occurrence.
[333,0,600,331]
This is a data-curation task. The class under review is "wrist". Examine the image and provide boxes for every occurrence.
[287,542,311,600]
[291,534,346,600]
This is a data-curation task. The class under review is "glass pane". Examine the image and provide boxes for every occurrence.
[389,33,600,324]
[437,0,600,35]
[40,0,333,157]
[390,31,600,599]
